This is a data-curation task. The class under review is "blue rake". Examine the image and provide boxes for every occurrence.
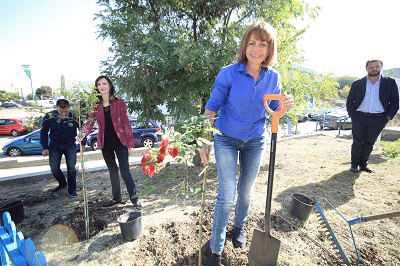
[314,196,400,266]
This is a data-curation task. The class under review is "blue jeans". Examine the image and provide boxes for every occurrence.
[49,142,77,193]
[101,144,137,202]
[210,133,267,253]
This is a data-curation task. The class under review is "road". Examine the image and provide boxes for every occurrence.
[1,120,352,159]
[0,135,15,158]
[0,134,96,159]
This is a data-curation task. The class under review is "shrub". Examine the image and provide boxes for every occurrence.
[381,139,400,159]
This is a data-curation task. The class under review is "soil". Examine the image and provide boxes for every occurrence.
[1,134,399,265]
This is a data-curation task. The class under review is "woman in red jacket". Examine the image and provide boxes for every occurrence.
[82,75,142,209]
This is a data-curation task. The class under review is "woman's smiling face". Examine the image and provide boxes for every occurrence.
[245,33,269,67]
[96,78,110,95]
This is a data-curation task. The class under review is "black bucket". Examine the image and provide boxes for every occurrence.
[0,200,24,224]
[289,194,315,221]
[117,211,142,241]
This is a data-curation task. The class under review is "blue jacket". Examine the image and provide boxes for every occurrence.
[40,110,82,149]
[347,76,399,119]
[205,62,281,140]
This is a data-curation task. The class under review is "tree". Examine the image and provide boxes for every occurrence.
[26,93,38,101]
[96,0,335,122]
[0,90,20,102]
[341,85,351,99]
[335,75,357,98]
[35,86,53,100]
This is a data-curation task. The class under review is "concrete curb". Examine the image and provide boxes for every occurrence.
[6,128,397,186]
[0,158,142,186]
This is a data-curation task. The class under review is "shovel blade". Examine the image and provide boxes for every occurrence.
[248,228,281,266]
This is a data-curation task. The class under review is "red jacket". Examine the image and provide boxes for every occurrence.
[83,98,135,150]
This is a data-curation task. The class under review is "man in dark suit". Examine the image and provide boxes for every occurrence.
[347,59,399,173]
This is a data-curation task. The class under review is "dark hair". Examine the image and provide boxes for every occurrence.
[56,99,70,108]
[94,75,117,102]
[237,21,278,67]
[366,59,383,69]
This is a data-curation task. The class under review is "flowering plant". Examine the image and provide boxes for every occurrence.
[141,139,179,178]
[141,115,217,178]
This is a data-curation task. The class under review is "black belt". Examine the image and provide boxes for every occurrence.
[52,141,74,144]
[358,111,386,117]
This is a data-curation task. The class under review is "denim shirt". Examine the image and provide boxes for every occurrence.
[205,62,281,140]
[40,110,81,149]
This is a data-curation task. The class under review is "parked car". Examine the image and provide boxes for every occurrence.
[1,102,22,108]
[86,119,164,151]
[296,113,308,122]
[308,108,333,121]
[0,118,29,136]
[318,109,352,130]
[2,129,80,156]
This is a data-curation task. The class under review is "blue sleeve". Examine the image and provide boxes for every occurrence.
[268,73,282,111]
[205,67,231,112]
[40,113,51,149]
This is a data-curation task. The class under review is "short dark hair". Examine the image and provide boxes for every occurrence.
[366,59,383,69]
[237,21,278,67]
[56,99,70,108]
[94,75,116,102]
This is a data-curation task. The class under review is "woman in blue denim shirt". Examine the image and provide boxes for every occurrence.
[200,21,294,265]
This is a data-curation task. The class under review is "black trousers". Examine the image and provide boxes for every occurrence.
[351,112,388,166]
[101,144,138,202]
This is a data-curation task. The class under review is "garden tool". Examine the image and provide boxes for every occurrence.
[248,94,287,266]
[314,196,400,266]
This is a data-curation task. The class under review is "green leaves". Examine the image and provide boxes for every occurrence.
[96,0,331,122]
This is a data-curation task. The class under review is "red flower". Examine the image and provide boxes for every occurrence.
[148,163,156,178]
[169,148,179,158]
[141,156,147,165]
[160,140,170,147]
[159,146,167,155]
[142,164,149,174]
[157,155,164,163]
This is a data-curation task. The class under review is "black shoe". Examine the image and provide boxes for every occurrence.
[51,184,67,193]
[360,165,374,173]
[208,249,222,266]
[69,191,78,198]
[101,199,122,207]
[350,164,359,173]
[231,227,246,248]
[131,197,142,210]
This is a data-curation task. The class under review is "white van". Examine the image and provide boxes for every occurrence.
[36,100,55,108]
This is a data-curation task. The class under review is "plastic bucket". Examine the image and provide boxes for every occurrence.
[289,194,315,221]
[0,200,24,224]
[117,211,142,241]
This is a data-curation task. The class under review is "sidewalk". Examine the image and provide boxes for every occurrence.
[1,126,397,186]
[0,132,326,185]
[0,148,147,185]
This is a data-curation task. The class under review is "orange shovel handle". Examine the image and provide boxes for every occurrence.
[263,94,287,133]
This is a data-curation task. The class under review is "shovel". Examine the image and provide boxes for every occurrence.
[248,94,287,266]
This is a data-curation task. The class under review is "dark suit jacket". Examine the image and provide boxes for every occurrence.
[346,76,399,119]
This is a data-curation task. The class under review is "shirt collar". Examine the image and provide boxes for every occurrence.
[237,62,270,74]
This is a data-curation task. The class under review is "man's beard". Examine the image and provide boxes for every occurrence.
[368,72,380,77]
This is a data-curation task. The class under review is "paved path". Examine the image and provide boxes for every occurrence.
[3,126,399,186]
[0,148,147,185]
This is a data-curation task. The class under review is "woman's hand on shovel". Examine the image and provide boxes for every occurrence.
[280,91,294,111]
[200,144,211,166]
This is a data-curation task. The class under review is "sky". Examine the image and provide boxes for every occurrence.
[1,0,399,97]
[298,0,400,78]
[0,0,111,97]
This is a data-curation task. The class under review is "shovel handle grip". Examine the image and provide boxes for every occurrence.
[264,94,287,133]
